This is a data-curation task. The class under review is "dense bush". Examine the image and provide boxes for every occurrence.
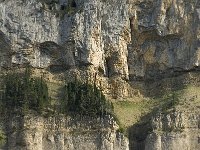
[1,68,49,113]
[0,67,113,117]
[61,79,113,117]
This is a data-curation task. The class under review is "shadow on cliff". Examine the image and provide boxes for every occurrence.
[127,107,158,150]
[127,71,192,150]
[132,68,196,99]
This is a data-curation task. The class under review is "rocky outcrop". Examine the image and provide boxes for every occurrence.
[0,0,199,91]
[128,0,200,79]
[145,111,200,150]
[0,0,133,98]
[4,113,128,150]
[0,0,130,79]
[0,0,199,94]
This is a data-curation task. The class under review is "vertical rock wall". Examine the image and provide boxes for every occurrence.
[145,111,200,150]
[5,114,129,150]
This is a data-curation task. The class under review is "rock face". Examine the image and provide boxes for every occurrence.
[0,0,199,87]
[0,0,199,84]
[0,0,130,80]
[0,0,200,150]
[128,0,200,79]
[4,114,128,150]
[145,111,200,150]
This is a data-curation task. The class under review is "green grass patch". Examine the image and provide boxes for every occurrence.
[113,99,157,134]
[112,84,200,134]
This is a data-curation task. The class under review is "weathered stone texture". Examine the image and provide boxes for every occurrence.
[145,111,200,150]
[5,114,128,150]
[0,0,200,149]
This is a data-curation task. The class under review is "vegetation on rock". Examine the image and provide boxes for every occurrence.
[61,78,113,117]
[0,67,49,113]
[0,67,113,118]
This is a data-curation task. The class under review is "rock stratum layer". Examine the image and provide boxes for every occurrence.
[0,0,200,150]
[146,110,200,150]
[0,0,199,78]
[4,114,128,150]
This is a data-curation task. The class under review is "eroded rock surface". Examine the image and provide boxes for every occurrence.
[0,0,200,150]
[145,111,200,150]
[4,114,128,150]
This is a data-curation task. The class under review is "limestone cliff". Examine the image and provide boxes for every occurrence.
[2,114,128,150]
[128,0,200,79]
[0,0,200,150]
[1,0,199,78]
[145,110,200,150]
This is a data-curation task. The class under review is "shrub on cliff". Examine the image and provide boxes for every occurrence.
[0,67,112,117]
[1,67,49,113]
[61,78,113,117]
